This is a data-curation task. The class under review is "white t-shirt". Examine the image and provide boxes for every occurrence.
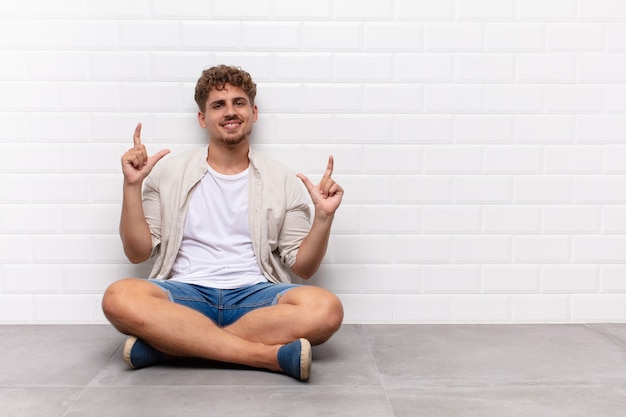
[169,164,268,289]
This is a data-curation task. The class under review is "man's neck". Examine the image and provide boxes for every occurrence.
[206,141,250,175]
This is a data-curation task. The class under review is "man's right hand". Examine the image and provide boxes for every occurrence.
[121,123,170,186]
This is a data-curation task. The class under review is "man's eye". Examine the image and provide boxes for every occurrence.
[235,101,245,106]
[213,104,222,109]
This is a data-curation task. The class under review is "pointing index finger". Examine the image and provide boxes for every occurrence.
[321,155,334,181]
[133,122,142,147]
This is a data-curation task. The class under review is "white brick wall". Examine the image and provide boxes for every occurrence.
[2,0,626,324]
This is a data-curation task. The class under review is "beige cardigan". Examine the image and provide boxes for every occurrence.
[142,146,312,283]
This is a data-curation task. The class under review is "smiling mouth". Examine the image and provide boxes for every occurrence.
[221,119,242,131]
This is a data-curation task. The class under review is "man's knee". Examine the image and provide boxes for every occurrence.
[101,278,159,329]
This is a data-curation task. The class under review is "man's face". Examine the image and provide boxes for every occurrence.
[198,83,258,147]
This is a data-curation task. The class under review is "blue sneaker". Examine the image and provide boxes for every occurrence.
[277,338,312,381]
[123,336,166,369]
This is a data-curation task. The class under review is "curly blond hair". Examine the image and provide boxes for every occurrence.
[194,65,257,112]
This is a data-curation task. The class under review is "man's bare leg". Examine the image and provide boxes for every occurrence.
[102,278,283,372]
[223,286,344,346]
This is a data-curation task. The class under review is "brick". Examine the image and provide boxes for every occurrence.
[393,295,452,323]
[274,53,332,81]
[396,0,454,20]
[0,52,26,80]
[483,266,540,293]
[574,176,626,203]
[212,53,272,81]
[516,54,576,83]
[333,115,393,143]
[422,206,482,233]
[578,54,626,83]
[572,295,626,322]
[26,0,84,17]
[453,295,510,322]
[256,83,301,113]
[364,145,421,173]
[57,20,118,49]
[485,23,544,51]
[364,84,422,113]
[395,53,454,82]
[215,0,270,18]
[120,84,181,111]
[62,265,121,293]
[601,266,626,292]
[0,19,56,49]
[363,265,420,293]
[607,24,626,51]
[546,86,605,113]
[455,116,514,144]
[602,206,626,232]
[119,21,179,49]
[303,84,360,113]
[544,146,603,174]
[454,176,512,204]
[515,116,575,144]
[151,0,209,17]
[273,0,330,18]
[425,23,483,51]
[542,266,599,293]
[307,265,361,293]
[573,236,626,262]
[28,113,91,142]
[334,53,394,82]
[456,54,514,83]
[457,0,515,20]
[0,113,28,141]
[361,205,420,234]
[607,85,626,112]
[153,114,204,143]
[92,235,128,263]
[60,144,122,173]
[34,176,91,205]
[515,176,572,204]
[484,146,543,174]
[364,23,422,51]
[396,115,454,143]
[1,205,61,233]
[333,0,392,19]
[0,82,58,111]
[331,205,361,234]
[242,22,299,50]
[514,236,571,263]
[2,265,62,293]
[422,266,481,293]
[275,115,332,144]
[32,236,91,263]
[577,116,626,143]
[0,235,31,263]
[518,0,577,20]
[395,236,452,263]
[0,295,33,323]
[543,206,600,233]
[579,0,626,21]
[34,295,94,323]
[90,52,150,81]
[27,51,88,80]
[546,24,605,51]
[92,174,124,203]
[394,176,453,204]
[337,294,393,323]
[182,21,241,50]
[0,144,60,173]
[59,83,119,111]
[454,236,511,263]
[422,146,483,173]
[87,0,148,17]
[0,174,30,203]
[483,206,541,233]
[302,23,361,50]
[512,295,570,322]
[485,85,544,113]
[61,204,119,234]
[424,85,483,113]
[334,236,392,263]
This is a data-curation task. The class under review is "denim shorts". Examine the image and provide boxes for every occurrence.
[150,280,300,327]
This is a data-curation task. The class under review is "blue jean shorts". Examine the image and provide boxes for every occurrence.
[150,280,300,327]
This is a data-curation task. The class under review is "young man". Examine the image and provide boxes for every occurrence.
[102,65,344,381]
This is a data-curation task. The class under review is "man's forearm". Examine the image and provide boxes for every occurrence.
[119,183,153,263]
[290,213,334,279]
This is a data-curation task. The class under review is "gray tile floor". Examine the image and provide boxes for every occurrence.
[2,324,626,416]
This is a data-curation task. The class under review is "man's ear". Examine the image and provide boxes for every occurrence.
[198,111,207,128]
[252,105,258,122]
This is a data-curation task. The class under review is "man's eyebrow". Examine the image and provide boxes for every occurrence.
[208,97,248,106]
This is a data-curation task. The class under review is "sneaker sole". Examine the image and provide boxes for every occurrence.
[299,338,312,381]
[122,336,138,369]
